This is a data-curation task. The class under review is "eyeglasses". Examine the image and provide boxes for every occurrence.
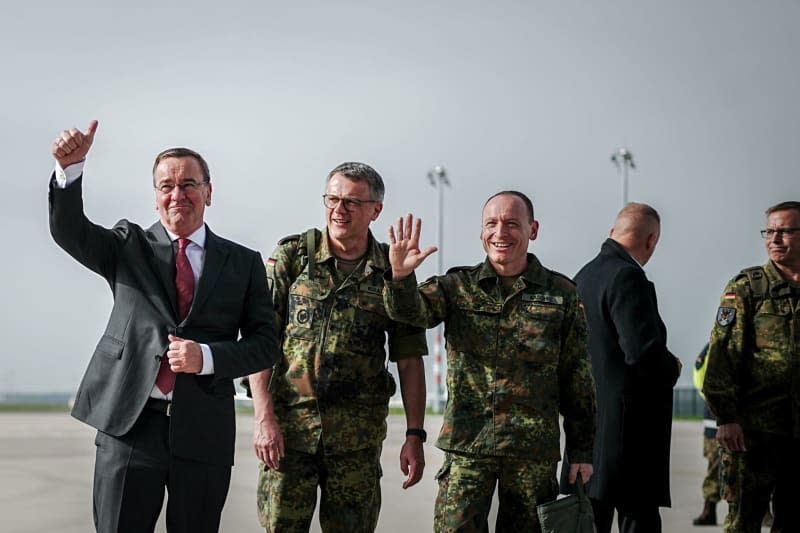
[155,181,209,194]
[760,227,800,239]
[322,194,377,211]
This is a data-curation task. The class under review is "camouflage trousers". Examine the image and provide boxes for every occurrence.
[702,436,721,503]
[720,432,800,533]
[257,445,382,533]
[434,451,557,533]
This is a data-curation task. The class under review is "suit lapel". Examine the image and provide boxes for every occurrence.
[146,222,179,320]
[191,226,230,316]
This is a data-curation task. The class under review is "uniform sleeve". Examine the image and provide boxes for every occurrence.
[265,240,297,341]
[703,276,749,425]
[241,239,297,396]
[383,272,450,329]
[558,292,597,464]
[386,322,428,362]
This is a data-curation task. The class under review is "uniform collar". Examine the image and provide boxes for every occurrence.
[318,228,389,274]
[764,260,792,296]
[600,238,641,269]
[477,253,548,288]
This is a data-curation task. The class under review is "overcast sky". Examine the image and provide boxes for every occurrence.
[2,1,798,393]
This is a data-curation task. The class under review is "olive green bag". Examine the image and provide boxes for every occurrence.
[536,474,596,533]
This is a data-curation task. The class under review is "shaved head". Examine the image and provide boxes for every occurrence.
[610,203,661,265]
[612,203,660,238]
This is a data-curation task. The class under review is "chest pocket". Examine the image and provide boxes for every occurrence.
[356,285,389,317]
[351,287,391,353]
[753,298,792,351]
[451,300,502,352]
[515,302,564,362]
[286,292,328,340]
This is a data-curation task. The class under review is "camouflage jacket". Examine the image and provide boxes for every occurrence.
[384,254,596,462]
[267,228,428,454]
[704,261,800,438]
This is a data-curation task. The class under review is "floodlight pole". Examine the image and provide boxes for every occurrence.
[610,148,637,206]
[427,166,450,414]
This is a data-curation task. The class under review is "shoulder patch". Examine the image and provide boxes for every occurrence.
[278,234,301,245]
[716,307,736,327]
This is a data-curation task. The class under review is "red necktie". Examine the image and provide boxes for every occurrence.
[155,238,195,394]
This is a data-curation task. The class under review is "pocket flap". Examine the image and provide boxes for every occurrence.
[95,335,124,359]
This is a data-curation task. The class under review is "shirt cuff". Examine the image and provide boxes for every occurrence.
[199,344,214,375]
[53,161,85,188]
[383,270,418,289]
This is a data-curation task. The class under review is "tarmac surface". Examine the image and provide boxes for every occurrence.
[0,412,750,532]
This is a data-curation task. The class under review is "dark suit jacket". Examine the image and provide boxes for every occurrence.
[562,239,679,507]
[49,177,278,466]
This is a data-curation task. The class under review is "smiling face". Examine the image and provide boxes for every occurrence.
[324,173,382,248]
[154,156,212,237]
[480,193,538,276]
[765,208,800,271]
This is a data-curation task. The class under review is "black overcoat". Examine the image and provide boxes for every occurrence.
[561,239,680,507]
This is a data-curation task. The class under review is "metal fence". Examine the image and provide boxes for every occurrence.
[673,386,705,418]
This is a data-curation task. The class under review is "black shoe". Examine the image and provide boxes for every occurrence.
[692,500,717,526]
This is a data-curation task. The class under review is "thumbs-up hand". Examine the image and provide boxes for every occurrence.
[52,120,99,168]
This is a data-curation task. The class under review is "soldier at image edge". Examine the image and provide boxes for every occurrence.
[703,200,800,533]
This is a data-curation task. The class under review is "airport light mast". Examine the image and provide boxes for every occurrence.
[427,165,449,414]
[610,148,636,206]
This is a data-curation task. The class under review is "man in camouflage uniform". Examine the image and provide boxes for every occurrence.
[704,201,800,533]
[247,162,428,532]
[383,191,596,533]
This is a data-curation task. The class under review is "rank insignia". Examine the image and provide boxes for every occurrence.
[716,307,736,327]
[522,293,564,305]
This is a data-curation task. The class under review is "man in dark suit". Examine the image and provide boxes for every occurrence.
[49,120,278,533]
[562,203,681,533]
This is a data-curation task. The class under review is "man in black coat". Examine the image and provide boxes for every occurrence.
[49,121,279,533]
[561,203,681,533]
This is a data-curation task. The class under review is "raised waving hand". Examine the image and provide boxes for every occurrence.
[388,214,438,280]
